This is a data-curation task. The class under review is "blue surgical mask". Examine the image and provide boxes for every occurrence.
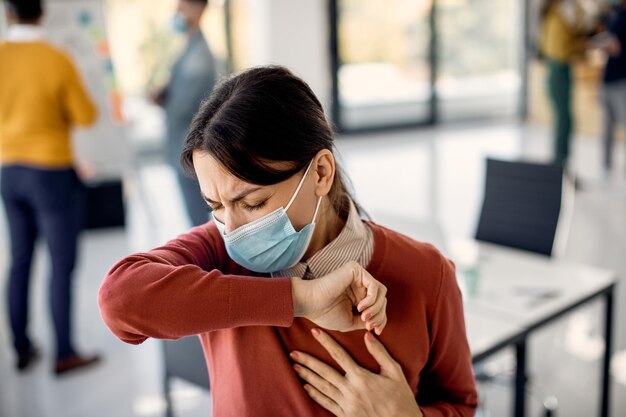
[172,13,188,33]
[214,160,322,273]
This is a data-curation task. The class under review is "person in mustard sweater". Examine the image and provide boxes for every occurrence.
[540,0,590,167]
[99,66,478,416]
[0,0,100,374]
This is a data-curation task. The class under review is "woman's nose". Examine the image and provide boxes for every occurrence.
[223,212,243,233]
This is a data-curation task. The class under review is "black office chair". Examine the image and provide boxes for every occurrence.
[474,158,571,417]
[163,337,210,417]
[475,158,565,256]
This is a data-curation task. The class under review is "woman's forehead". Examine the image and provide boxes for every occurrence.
[192,150,229,174]
[192,151,278,201]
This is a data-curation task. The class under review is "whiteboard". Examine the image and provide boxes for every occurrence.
[1,0,130,182]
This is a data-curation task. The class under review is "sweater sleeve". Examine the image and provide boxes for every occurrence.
[417,257,479,417]
[98,223,294,345]
[61,53,98,127]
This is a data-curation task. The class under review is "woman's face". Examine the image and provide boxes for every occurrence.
[192,150,332,233]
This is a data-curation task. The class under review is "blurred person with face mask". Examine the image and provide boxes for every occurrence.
[150,0,218,226]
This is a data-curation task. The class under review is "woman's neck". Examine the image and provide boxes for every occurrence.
[304,198,346,260]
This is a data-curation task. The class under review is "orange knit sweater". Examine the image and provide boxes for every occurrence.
[99,221,478,417]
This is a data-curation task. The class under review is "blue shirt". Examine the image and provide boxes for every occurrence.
[164,31,217,171]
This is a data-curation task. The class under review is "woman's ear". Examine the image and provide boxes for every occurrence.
[313,149,336,197]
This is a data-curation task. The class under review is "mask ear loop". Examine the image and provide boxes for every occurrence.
[311,196,323,224]
[285,159,315,212]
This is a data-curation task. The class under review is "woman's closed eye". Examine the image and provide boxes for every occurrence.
[240,200,267,211]
[208,202,223,212]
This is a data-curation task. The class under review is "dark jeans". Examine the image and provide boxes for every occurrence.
[546,59,573,165]
[1,165,84,360]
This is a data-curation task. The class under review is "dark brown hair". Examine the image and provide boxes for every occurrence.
[181,65,354,220]
[5,0,42,21]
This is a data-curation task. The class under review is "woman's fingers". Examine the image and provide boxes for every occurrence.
[361,294,386,331]
[355,272,376,312]
[303,383,343,416]
[310,328,360,375]
[346,264,387,334]
[357,269,387,334]
[290,349,346,388]
[363,298,387,334]
[355,267,386,315]
[374,314,387,336]
[293,363,342,400]
[363,332,402,378]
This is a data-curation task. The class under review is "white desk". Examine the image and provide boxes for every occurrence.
[453,239,617,417]
[455,239,615,326]
[464,303,524,362]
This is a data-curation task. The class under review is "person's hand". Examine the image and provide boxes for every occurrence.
[75,161,97,181]
[606,36,622,56]
[148,86,167,106]
[290,329,423,417]
[588,33,621,56]
[291,261,387,334]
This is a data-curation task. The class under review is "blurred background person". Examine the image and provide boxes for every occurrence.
[540,0,591,169]
[150,0,217,226]
[590,0,626,179]
[0,0,101,374]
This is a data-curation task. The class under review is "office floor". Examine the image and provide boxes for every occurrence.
[0,121,624,417]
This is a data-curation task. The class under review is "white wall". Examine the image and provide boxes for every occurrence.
[0,2,7,35]
[246,0,332,111]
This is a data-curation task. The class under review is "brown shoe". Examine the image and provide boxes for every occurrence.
[54,354,101,376]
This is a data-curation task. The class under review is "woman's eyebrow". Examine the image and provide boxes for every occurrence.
[203,187,263,204]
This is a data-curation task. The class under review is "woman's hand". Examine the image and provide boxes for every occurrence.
[290,328,423,417]
[292,261,387,334]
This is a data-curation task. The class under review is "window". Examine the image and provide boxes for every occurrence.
[436,0,523,121]
[332,0,526,131]
[333,0,434,130]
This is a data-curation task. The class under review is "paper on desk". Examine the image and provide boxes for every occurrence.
[479,285,561,313]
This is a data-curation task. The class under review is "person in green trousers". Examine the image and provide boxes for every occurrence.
[546,59,573,164]
[540,0,590,166]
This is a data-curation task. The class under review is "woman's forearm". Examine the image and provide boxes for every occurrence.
[98,253,294,343]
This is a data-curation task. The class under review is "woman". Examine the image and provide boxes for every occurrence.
[99,66,477,416]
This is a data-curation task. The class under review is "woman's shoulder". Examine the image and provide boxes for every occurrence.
[366,221,450,273]
[365,221,455,303]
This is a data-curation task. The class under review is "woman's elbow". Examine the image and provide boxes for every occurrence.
[98,266,147,345]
